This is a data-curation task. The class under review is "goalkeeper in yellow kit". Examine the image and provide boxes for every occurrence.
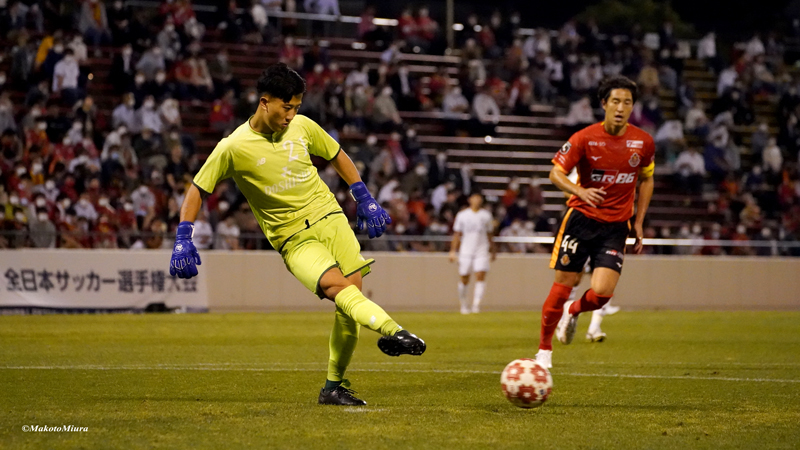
[169,63,426,406]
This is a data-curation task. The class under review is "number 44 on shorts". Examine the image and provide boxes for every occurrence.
[561,235,579,253]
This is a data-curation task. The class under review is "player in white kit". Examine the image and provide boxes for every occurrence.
[449,193,496,314]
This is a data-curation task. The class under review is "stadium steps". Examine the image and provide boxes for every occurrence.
[42,40,746,229]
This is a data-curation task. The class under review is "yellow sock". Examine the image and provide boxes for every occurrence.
[334,285,402,336]
[327,306,360,383]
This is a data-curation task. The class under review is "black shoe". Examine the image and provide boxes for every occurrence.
[318,386,367,406]
[378,330,426,357]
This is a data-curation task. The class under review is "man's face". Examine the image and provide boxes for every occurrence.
[468,194,483,209]
[262,94,303,131]
[602,88,634,127]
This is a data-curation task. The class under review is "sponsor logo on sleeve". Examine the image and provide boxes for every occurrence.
[559,142,572,154]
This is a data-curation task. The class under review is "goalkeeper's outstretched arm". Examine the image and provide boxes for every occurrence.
[329,148,362,185]
[180,184,205,223]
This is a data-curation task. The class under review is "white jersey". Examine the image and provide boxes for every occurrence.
[453,207,493,257]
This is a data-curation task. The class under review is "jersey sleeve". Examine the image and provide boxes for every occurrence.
[639,136,656,178]
[453,212,464,233]
[484,212,494,233]
[193,139,234,195]
[552,130,586,173]
[301,116,341,161]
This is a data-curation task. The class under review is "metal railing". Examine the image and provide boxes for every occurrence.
[2,230,798,254]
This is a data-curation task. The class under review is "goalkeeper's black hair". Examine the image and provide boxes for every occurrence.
[597,75,638,104]
[256,63,306,102]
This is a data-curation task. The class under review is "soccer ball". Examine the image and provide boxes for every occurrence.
[500,358,553,408]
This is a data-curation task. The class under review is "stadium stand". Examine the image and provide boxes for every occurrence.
[0,1,798,256]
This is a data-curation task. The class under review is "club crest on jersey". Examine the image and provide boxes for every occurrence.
[559,142,572,154]
[561,254,570,266]
[629,153,641,167]
[627,140,644,149]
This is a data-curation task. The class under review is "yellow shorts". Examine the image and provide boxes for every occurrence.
[280,212,374,298]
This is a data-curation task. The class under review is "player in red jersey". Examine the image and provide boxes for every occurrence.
[535,76,655,368]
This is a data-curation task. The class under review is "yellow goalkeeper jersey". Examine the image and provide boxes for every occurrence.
[193,115,342,250]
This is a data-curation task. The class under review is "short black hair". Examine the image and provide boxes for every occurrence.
[256,63,306,102]
[597,75,638,104]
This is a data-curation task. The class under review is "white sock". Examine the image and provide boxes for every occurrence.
[458,282,468,310]
[568,286,578,302]
[473,281,486,310]
[588,310,604,334]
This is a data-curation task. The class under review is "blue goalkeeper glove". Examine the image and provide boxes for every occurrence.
[169,221,202,279]
[350,181,391,238]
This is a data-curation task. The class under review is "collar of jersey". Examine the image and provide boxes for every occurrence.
[247,115,286,140]
[600,121,628,138]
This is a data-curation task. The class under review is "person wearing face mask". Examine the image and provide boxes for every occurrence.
[112,93,137,131]
[428,150,458,189]
[136,45,166,80]
[345,64,370,89]
[400,162,428,195]
[401,127,422,163]
[157,19,181,62]
[159,97,182,128]
[7,207,29,248]
[127,187,152,231]
[373,86,402,132]
[29,207,57,248]
[67,35,88,64]
[305,63,329,90]
[278,36,304,72]
[135,96,163,134]
[187,208,212,250]
[52,49,83,105]
[236,88,260,123]
[42,179,59,202]
[442,84,470,134]
[173,63,425,406]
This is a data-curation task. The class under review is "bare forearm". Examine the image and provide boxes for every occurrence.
[330,148,362,186]
[451,233,461,253]
[179,184,204,223]
[488,234,496,255]
[550,166,581,197]
[635,176,654,226]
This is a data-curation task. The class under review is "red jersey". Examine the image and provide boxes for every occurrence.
[552,122,655,223]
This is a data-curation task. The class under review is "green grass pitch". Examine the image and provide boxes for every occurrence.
[1,310,799,449]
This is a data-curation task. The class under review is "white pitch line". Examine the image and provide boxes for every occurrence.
[1,365,799,384]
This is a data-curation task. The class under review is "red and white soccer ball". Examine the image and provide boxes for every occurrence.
[501,358,553,408]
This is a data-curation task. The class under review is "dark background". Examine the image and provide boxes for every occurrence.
[360,0,796,37]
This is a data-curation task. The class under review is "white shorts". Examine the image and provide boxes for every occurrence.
[458,253,490,276]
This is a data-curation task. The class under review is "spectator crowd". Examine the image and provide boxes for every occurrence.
[0,1,798,256]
